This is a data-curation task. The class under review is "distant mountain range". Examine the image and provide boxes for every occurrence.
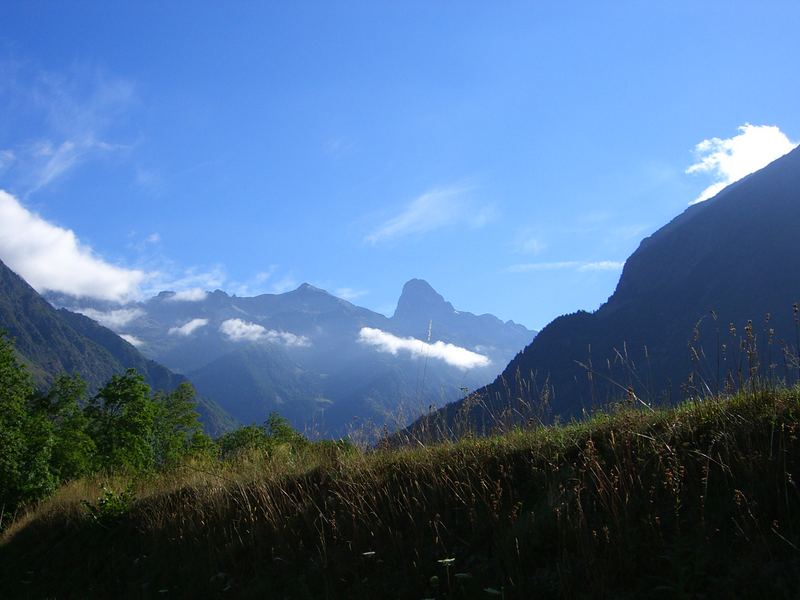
[407,145,800,438]
[49,278,535,437]
[0,259,234,436]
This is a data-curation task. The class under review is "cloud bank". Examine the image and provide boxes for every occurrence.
[687,124,797,204]
[219,318,310,347]
[166,288,208,302]
[0,190,145,301]
[169,318,209,337]
[365,186,493,244]
[358,327,490,370]
[74,307,144,330]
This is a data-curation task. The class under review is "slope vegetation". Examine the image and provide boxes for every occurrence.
[3,388,799,598]
[0,259,233,435]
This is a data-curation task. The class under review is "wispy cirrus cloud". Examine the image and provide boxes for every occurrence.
[358,327,490,370]
[219,318,310,347]
[506,260,624,273]
[0,62,137,196]
[24,137,126,196]
[687,124,797,204]
[365,186,494,244]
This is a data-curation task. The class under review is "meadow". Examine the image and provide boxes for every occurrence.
[2,383,799,598]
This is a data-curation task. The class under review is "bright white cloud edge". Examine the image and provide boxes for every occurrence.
[687,123,798,204]
[169,318,209,337]
[0,190,144,301]
[358,327,490,370]
[219,318,310,347]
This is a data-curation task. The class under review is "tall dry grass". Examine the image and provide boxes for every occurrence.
[2,387,800,598]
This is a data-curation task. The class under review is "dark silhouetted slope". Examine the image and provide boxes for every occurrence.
[411,146,800,436]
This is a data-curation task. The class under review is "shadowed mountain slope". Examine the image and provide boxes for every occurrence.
[0,259,234,436]
[408,146,800,438]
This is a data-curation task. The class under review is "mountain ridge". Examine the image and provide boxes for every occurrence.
[49,278,536,436]
[0,258,234,436]
[406,145,800,438]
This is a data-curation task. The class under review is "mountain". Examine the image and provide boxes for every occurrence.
[0,259,234,436]
[393,279,532,349]
[51,279,536,437]
[408,146,800,438]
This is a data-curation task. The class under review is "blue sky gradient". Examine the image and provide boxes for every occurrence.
[1,1,798,328]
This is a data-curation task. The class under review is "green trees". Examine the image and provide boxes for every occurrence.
[32,375,95,481]
[86,370,213,472]
[0,334,211,519]
[86,370,157,472]
[0,332,331,529]
[218,412,310,459]
[0,335,55,514]
[153,382,211,467]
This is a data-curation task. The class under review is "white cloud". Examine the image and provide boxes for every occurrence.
[0,190,145,301]
[335,287,368,302]
[358,327,490,370]
[145,232,160,244]
[365,186,493,244]
[119,333,144,347]
[506,260,624,273]
[74,307,144,330]
[166,288,208,302]
[687,124,797,204]
[169,318,209,337]
[219,318,310,347]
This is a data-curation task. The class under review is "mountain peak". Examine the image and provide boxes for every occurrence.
[295,283,327,295]
[393,279,454,320]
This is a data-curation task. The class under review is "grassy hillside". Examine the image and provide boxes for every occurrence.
[2,387,800,598]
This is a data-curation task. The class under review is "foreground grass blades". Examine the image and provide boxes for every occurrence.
[2,388,800,599]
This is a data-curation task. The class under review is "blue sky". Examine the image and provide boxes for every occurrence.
[0,1,798,329]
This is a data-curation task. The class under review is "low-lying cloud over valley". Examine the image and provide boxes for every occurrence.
[358,327,490,370]
[219,318,310,347]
